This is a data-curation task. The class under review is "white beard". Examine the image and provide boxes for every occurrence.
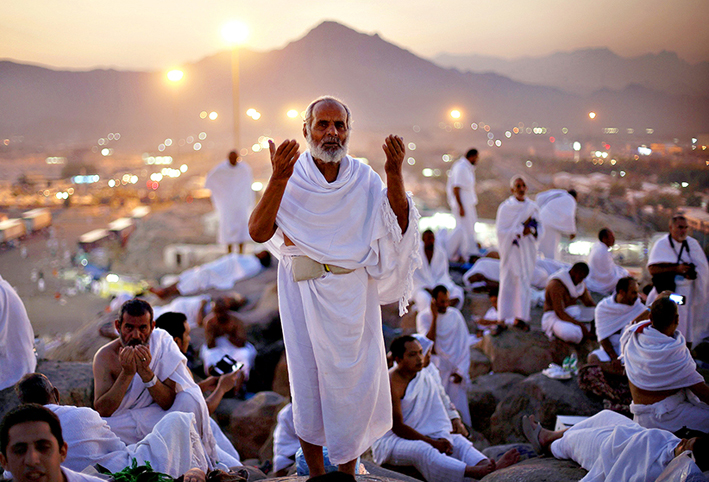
[306,132,350,164]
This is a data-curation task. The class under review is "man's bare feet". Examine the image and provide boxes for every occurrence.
[496,448,520,469]
[465,459,495,479]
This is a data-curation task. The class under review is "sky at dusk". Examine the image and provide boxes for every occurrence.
[2,0,708,71]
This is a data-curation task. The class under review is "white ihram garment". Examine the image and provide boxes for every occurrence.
[646,234,709,344]
[102,329,223,466]
[496,196,542,322]
[591,295,647,360]
[536,190,576,260]
[550,410,681,482]
[620,321,709,432]
[586,241,630,295]
[372,371,486,482]
[48,405,209,476]
[200,337,257,379]
[204,160,254,245]
[446,157,478,257]
[153,295,209,328]
[270,152,420,465]
[413,243,464,310]
[541,269,593,343]
[0,274,36,390]
[416,308,471,426]
[273,403,299,473]
[176,253,262,295]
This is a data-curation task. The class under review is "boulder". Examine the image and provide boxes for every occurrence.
[488,373,603,445]
[45,311,116,362]
[469,346,492,380]
[479,329,553,375]
[0,359,94,420]
[480,457,587,482]
[468,372,525,437]
[214,391,287,460]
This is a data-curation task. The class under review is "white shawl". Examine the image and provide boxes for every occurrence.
[549,269,587,299]
[620,321,704,391]
[272,151,421,315]
[586,241,629,294]
[536,189,576,234]
[496,196,542,278]
[176,253,263,295]
[371,371,452,464]
[0,274,36,390]
[416,308,470,379]
[413,243,455,291]
[595,295,648,342]
[204,160,254,244]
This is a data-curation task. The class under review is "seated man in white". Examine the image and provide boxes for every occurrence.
[522,410,708,481]
[92,299,227,466]
[372,336,519,482]
[585,228,630,295]
[201,298,257,379]
[541,263,596,344]
[412,230,464,310]
[589,277,649,371]
[416,285,471,426]
[463,256,558,292]
[15,373,209,476]
[621,292,709,433]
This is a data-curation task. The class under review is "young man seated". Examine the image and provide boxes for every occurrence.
[372,336,519,482]
[541,262,596,344]
[523,410,708,481]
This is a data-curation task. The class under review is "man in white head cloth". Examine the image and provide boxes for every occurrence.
[541,262,596,344]
[446,148,479,259]
[589,277,648,371]
[204,150,254,254]
[495,175,542,330]
[412,230,464,311]
[646,214,709,347]
[416,286,471,426]
[536,189,577,260]
[248,96,420,477]
[621,293,709,433]
[0,274,36,391]
[585,228,630,295]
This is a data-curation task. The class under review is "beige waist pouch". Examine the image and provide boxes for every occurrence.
[291,256,354,282]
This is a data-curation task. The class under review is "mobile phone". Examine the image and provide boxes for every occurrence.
[214,355,242,375]
[669,293,686,305]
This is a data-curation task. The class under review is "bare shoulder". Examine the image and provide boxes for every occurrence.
[389,369,408,399]
[93,339,120,372]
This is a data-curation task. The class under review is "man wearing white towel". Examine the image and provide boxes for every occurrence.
[447,148,479,259]
[536,189,577,260]
[205,150,254,254]
[541,263,596,344]
[412,230,463,311]
[248,96,420,477]
[621,293,709,433]
[585,228,630,295]
[0,274,36,391]
[372,336,518,482]
[646,214,709,346]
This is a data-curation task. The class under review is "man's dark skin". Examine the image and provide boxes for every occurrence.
[543,265,596,341]
[203,298,247,351]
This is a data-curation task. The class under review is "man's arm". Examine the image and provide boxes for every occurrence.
[383,135,409,234]
[453,187,465,217]
[134,344,176,410]
[228,315,247,348]
[424,301,438,343]
[93,345,138,417]
[689,381,709,404]
[202,369,244,415]
[548,282,578,323]
[580,289,596,307]
[648,263,690,277]
[204,315,218,348]
[248,140,300,243]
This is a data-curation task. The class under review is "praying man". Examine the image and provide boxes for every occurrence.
[248,96,420,477]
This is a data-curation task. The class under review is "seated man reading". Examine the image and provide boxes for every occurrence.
[412,230,464,310]
[372,336,518,482]
[92,299,224,465]
[523,410,708,481]
[541,262,596,344]
[201,298,256,379]
[416,285,471,426]
[620,292,709,433]
[15,373,209,476]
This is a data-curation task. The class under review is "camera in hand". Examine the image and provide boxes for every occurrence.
[213,355,243,375]
[685,263,697,280]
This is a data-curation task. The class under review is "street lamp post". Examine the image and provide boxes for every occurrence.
[222,21,248,151]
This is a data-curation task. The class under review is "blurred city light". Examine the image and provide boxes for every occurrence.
[222,21,248,45]
[167,70,184,82]
[450,110,461,119]
[251,181,264,191]
[287,109,299,118]
[588,112,596,119]
[209,111,218,120]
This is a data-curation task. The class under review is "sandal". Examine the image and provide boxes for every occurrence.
[522,415,543,455]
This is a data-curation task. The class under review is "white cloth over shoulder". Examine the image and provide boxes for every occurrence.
[586,241,629,295]
[102,329,220,465]
[153,295,209,328]
[548,269,587,298]
[273,403,299,473]
[413,243,464,310]
[595,296,647,342]
[0,274,36,390]
[272,152,420,465]
[204,160,254,245]
[176,253,263,295]
[550,409,680,482]
[48,405,208,476]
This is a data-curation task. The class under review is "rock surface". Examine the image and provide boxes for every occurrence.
[479,329,554,376]
[469,346,492,380]
[488,372,604,445]
[480,457,587,482]
[468,372,525,437]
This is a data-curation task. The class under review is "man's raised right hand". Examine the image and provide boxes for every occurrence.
[269,139,300,181]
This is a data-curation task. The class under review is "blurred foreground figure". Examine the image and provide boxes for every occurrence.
[249,96,420,476]
[446,149,479,259]
[205,150,254,254]
[536,188,577,260]
[0,274,36,391]
[585,228,630,295]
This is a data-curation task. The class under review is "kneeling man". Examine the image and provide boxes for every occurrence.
[372,336,518,482]
[621,293,709,433]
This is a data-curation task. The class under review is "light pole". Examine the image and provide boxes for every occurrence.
[222,21,248,151]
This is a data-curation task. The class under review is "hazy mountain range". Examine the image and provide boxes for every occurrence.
[433,49,709,97]
[1,21,707,152]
